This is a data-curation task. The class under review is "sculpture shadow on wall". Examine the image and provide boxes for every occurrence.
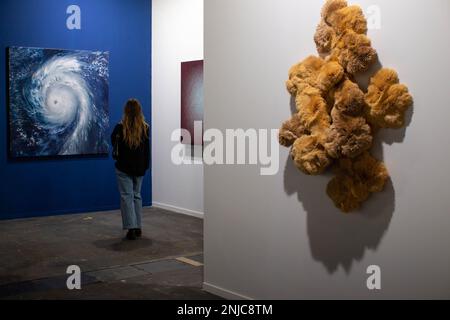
[283,141,395,274]
[283,60,414,273]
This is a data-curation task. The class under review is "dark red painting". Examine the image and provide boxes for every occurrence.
[181,60,203,145]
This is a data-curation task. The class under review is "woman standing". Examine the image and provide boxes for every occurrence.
[111,99,150,240]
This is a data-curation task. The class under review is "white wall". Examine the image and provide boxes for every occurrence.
[204,0,450,299]
[152,0,204,217]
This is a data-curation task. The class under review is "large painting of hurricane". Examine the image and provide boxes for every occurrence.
[8,47,109,157]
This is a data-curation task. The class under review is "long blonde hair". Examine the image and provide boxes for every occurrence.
[122,99,149,149]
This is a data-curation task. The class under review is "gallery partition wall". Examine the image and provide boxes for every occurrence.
[204,0,450,299]
[0,0,152,219]
[152,0,204,218]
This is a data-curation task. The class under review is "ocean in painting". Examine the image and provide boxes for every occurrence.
[8,46,109,157]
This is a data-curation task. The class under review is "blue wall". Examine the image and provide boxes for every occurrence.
[0,0,152,219]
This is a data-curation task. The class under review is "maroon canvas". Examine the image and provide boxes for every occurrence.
[181,60,203,145]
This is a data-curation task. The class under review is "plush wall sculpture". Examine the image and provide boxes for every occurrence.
[279,0,413,212]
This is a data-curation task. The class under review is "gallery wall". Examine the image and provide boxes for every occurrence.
[204,0,450,299]
[152,0,204,217]
[0,0,152,219]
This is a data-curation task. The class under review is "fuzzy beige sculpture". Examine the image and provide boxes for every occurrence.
[280,0,413,212]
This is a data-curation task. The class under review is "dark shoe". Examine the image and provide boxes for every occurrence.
[126,229,137,240]
[134,228,142,237]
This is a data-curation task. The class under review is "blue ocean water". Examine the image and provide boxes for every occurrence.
[9,47,109,157]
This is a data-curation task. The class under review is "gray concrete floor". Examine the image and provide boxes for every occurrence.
[0,207,220,300]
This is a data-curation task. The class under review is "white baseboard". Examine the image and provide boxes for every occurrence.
[203,282,253,300]
[152,202,204,219]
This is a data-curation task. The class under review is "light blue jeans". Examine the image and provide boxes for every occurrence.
[115,169,144,230]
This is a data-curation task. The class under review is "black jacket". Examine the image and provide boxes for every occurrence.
[111,123,150,177]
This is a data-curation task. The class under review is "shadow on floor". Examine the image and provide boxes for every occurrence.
[93,237,154,252]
